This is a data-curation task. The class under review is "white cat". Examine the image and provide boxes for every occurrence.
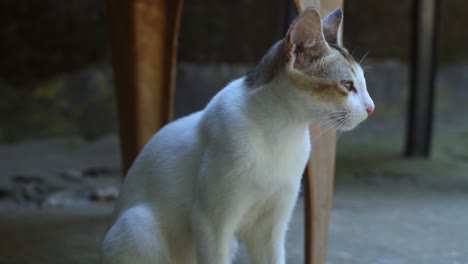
[101,8,374,264]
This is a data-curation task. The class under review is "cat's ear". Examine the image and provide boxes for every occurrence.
[286,8,328,68]
[322,8,343,46]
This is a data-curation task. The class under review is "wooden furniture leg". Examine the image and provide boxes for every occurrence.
[294,1,342,263]
[304,124,337,264]
[106,0,184,173]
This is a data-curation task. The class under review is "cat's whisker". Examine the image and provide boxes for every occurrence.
[318,116,344,127]
[307,111,347,122]
[320,115,347,128]
[309,111,349,127]
[312,121,339,140]
[323,112,350,120]
[359,50,372,66]
[336,116,349,128]
[311,116,346,141]
[318,120,339,137]
[336,116,352,138]
[321,111,349,117]
[361,65,373,73]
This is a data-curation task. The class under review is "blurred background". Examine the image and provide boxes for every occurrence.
[0,0,467,263]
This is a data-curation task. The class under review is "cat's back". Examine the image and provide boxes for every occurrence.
[115,111,204,209]
[200,78,250,140]
[148,110,203,152]
[145,77,246,152]
[143,77,247,161]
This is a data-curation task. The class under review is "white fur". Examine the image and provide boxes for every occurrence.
[101,63,372,264]
[341,64,375,130]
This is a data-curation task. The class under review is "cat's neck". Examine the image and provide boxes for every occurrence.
[239,77,310,148]
[237,37,341,144]
[242,40,311,131]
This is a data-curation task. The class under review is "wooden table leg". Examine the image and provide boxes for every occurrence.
[105,0,184,173]
[304,124,337,264]
[293,1,342,263]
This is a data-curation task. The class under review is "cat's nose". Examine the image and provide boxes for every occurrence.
[366,105,374,115]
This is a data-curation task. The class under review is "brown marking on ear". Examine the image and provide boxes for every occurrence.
[287,8,323,45]
[286,8,328,70]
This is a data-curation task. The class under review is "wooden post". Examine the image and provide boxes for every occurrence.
[405,0,439,157]
[105,0,184,172]
[293,1,341,264]
[304,124,337,264]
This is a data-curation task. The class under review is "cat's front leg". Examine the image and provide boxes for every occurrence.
[244,190,299,264]
[192,202,236,264]
[244,224,287,264]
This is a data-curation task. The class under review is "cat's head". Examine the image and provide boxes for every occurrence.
[284,8,374,131]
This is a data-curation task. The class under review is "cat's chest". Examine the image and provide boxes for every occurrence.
[244,127,310,183]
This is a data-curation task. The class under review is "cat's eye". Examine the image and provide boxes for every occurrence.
[342,81,357,93]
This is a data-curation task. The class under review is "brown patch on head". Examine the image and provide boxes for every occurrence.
[308,81,348,99]
[287,68,349,102]
[286,44,358,103]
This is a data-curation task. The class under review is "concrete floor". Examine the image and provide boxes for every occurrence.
[1,101,468,264]
[1,181,467,264]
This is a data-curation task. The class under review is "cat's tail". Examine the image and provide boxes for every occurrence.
[100,205,170,264]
